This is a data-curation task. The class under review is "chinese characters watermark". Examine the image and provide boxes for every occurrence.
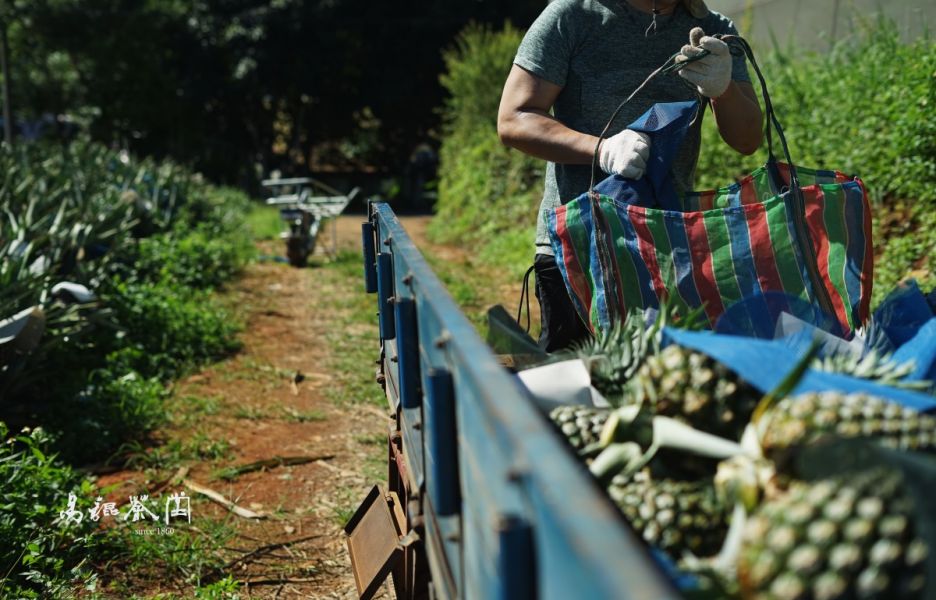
[58,490,193,534]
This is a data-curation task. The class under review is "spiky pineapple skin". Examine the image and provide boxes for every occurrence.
[759,392,936,458]
[628,345,761,441]
[739,468,928,600]
[608,470,729,559]
[549,405,610,452]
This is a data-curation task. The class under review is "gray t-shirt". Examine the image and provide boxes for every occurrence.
[514,0,750,255]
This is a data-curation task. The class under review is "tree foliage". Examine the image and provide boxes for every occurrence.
[0,0,543,184]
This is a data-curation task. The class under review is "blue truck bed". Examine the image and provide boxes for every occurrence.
[355,201,681,599]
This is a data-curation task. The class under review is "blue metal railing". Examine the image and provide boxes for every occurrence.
[364,201,680,600]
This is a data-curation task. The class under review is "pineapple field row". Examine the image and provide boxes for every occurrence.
[0,141,252,596]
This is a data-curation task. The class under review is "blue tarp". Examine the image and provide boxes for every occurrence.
[663,320,936,414]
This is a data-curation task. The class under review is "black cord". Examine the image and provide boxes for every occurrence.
[517,264,535,333]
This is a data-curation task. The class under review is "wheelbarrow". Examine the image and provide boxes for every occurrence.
[262,177,360,267]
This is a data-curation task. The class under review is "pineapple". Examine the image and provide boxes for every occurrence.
[738,467,928,600]
[564,314,658,404]
[627,344,762,441]
[549,405,610,453]
[559,301,704,404]
[756,392,936,460]
[608,469,730,560]
[812,350,931,391]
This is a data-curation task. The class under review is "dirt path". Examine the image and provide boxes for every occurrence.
[94,214,533,598]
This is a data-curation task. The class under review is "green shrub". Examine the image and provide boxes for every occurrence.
[697,20,935,201]
[125,228,251,290]
[52,369,167,465]
[0,142,251,399]
[174,185,253,239]
[0,139,250,464]
[430,23,542,276]
[104,281,241,381]
[0,423,99,597]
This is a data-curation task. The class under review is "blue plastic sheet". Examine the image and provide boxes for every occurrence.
[663,327,936,413]
[892,318,936,384]
[873,280,934,347]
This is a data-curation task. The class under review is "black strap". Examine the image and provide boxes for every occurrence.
[720,35,796,194]
[588,52,687,196]
[517,264,535,333]
[721,35,836,319]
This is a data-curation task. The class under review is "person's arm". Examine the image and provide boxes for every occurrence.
[497,65,651,178]
[711,80,762,156]
[497,65,599,165]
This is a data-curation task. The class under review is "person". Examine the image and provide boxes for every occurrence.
[497,0,763,352]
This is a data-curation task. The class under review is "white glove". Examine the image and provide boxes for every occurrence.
[676,28,732,98]
[598,129,651,179]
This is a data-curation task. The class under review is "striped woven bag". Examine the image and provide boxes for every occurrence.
[546,38,872,337]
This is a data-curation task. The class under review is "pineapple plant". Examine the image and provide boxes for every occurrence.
[557,300,705,405]
[563,312,659,404]
[738,467,928,599]
[812,349,931,392]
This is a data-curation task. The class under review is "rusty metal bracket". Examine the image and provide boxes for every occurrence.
[344,485,404,600]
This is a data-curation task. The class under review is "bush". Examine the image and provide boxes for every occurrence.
[430,23,542,275]
[696,21,935,202]
[125,228,251,290]
[0,423,99,597]
[52,369,167,465]
[104,281,241,381]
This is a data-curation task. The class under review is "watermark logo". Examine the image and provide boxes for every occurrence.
[59,490,193,533]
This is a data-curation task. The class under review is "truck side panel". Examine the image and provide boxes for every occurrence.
[367,202,681,599]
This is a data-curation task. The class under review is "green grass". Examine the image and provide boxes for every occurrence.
[119,431,234,472]
[245,203,282,241]
[99,509,238,596]
[169,395,223,428]
[281,407,327,423]
[232,405,269,420]
[216,358,291,387]
[319,251,386,408]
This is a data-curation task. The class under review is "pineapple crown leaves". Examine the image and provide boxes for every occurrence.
[812,347,930,391]
[560,298,707,397]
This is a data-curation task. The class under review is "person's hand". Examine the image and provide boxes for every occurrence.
[676,27,732,98]
[598,129,651,179]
